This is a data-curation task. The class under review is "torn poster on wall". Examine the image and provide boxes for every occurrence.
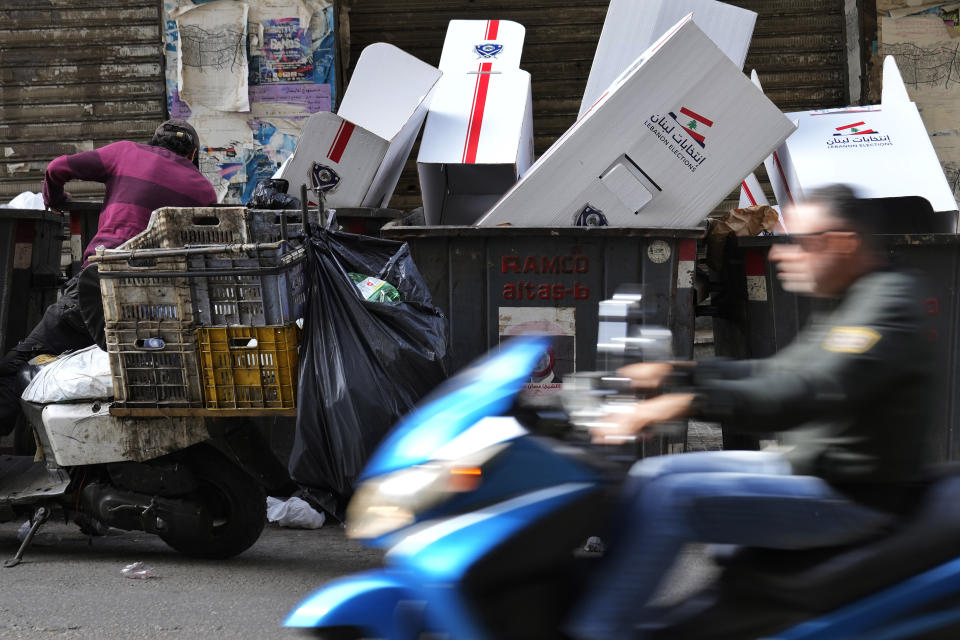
[163,0,335,203]
[176,2,250,112]
[257,17,314,82]
[879,3,960,201]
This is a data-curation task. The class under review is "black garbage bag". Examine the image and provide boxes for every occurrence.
[248,178,301,210]
[290,229,449,521]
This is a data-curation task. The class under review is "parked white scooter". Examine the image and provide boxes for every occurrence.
[1,354,271,567]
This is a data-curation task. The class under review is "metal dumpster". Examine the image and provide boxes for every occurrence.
[711,234,960,461]
[0,208,66,354]
[381,226,702,455]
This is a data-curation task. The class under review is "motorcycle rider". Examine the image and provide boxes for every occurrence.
[568,184,939,639]
[0,119,216,432]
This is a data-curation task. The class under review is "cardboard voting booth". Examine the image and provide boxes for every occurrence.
[277,43,442,208]
[476,15,796,229]
[418,20,534,225]
[580,0,757,119]
[764,57,959,221]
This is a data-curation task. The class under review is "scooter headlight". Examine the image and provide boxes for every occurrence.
[346,445,505,540]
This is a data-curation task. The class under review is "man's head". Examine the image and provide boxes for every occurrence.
[150,119,201,168]
[769,184,883,297]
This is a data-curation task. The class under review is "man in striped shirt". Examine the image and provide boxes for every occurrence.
[0,119,216,433]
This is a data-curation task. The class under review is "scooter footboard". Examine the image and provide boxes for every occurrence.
[284,570,421,636]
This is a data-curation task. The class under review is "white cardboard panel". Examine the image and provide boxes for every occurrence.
[418,71,532,164]
[277,43,440,206]
[580,0,757,119]
[773,105,957,212]
[738,172,770,207]
[763,58,957,213]
[881,55,911,106]
[337,43,443,140]
[277,111,388,207]
[477,16,796,228]
[418,19,533,225]
[439,19,525,71]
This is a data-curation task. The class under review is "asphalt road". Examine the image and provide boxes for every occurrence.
[0,423,723,639]
[0,519,383,639]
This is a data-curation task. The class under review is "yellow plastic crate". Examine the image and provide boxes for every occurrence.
[197,325,299,410]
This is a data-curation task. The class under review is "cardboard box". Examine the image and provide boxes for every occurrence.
[276,43,441,208]
[417,20,534,225]
[764,56,959,217]
[580,0,757,119]
[475,15,796,229]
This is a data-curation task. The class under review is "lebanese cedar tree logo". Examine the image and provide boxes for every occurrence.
[668,107,713,148]
[833,121,878,137]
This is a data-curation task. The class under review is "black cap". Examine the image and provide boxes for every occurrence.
[155,119,200,167]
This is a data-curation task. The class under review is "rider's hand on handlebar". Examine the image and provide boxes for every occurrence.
[616,362,692,392]
[590,393,697,443]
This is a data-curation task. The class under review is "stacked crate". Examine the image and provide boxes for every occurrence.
[94,207,310,410]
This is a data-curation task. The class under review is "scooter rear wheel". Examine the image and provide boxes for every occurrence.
[159,445,266,558]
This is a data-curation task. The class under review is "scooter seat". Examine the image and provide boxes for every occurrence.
[719,473,960,611]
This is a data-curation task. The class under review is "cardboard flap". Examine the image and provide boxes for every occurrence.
[881,55,911,106]
[337,42,442,140]
[739,172,770,207]
[477,17,796,228]
[772,104,958,213]
[276,111,387,205]
[438,19,525,71]
[418,71,532,164]
[580,0,756,118]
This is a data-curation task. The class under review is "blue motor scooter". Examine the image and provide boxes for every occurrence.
[285,336,960,639]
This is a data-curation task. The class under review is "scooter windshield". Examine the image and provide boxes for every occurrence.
[360,335,552,480]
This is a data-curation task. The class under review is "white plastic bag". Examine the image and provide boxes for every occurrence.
[266,496,326,529]
[2,191,45,209]
[21,345,113,403]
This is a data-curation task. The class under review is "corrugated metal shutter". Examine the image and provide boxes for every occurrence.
[0,0,166,202]
[347,0,849,212]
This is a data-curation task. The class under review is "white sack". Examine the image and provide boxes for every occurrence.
[3,191,45,209]
[21,345,113,403]
[266,496,326,529]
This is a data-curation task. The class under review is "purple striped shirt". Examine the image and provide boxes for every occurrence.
[42,141,217,263]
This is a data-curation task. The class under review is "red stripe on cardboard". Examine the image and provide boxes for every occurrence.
[327,121,355,163]
[678,239,696,262]
[742,181,758,206]
[744,249,766,277]
[680,107,713,128]
[463,62,493,164]
[836,121,866,131]
[486,19,500,40]
[772,151,795,206]
[462,65,483,162]
[326,120,345,158]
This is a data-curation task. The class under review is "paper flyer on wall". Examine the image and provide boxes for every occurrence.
[176,2,250,112]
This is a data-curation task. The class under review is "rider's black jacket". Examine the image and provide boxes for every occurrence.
[691,269,938,513]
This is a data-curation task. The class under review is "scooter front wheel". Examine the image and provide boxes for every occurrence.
[159,444,265,558]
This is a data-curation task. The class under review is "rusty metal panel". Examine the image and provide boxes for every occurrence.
[0,0,166,202]
[348,0,848,213]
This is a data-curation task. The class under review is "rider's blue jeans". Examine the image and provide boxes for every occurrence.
[567,450,895,639]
